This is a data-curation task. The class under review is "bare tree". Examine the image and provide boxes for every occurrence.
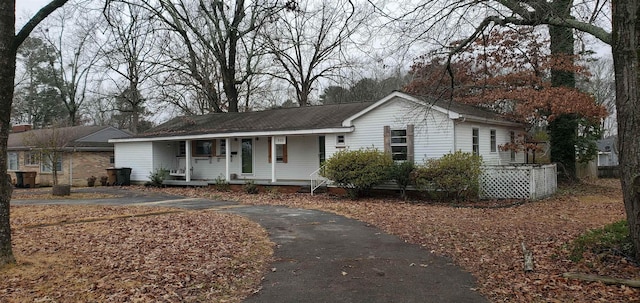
[261,0,368,106]
[579,58,617,137]
[22,123,77,186]
[0,0,70,267]
[102,1,162,133]
[38,4,105,125]
[140,0,285,112]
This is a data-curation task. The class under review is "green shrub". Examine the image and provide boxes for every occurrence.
[147,168,169,187]
[321,148,393,199]
[569,220,633,262]
[389,161,415,200]
[413,151,482,200]
[214,175,230,191]
[243,180,259,194]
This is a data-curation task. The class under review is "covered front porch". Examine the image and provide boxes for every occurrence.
[152,134,329,187]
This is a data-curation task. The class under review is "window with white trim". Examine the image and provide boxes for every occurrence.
[41,155,63,173]
[268,137,288,163]
[472,128,479,156]
[217,139,226,156]
[192,140,213,157]
[391,129,408,161]
[490,129,497,152]
[336,135,345,146]
[7,152,18,171]
[24,152,39,166]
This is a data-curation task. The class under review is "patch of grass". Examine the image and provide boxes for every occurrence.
[569,220,634,262]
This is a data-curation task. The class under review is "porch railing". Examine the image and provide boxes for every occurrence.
[310,165,328,196]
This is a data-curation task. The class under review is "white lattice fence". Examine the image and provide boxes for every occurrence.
[480,164,557,200]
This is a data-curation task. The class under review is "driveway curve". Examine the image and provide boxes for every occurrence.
[12,187,487,303]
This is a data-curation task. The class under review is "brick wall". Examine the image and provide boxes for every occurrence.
[10,151,114,187]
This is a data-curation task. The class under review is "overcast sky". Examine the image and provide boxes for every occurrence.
[15,0,51,27]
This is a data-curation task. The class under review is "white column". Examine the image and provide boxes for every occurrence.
[185,140,192,182]
[225,138,231,181]
[271,136,276,182]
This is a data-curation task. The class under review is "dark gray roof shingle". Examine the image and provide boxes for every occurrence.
[139,102,376,138]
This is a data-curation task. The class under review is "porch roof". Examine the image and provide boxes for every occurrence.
[112,102,375,142]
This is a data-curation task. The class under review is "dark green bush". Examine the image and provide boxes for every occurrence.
[243,180,259,194]
[569,220,633,262]
[321,148,393,199]
[413,151,482,200]
[214,175,230,191]
[389,161,415,200]
[147,168,169,187]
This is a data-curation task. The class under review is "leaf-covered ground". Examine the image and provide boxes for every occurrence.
[142,179,637,302]
[2,205,273,302]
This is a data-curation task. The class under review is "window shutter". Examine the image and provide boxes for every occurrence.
[407,124,414,162]
[212,139,216,156]
[383,125,391,154]
[191,141,197,157]
[282,144,288,163]
[268,137,272,163]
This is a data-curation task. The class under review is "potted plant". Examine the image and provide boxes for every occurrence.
[99,175,108,186]
[87,176,97,187]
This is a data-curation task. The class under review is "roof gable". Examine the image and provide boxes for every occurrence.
[342,91,521,127]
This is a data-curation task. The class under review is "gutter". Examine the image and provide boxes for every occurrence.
[109,127,355,143]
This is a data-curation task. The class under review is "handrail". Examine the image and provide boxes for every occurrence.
[309,165,328,196]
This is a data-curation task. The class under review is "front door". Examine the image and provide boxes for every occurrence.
[241,138,253,174]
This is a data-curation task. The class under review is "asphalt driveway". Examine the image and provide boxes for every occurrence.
[12,187,487,302]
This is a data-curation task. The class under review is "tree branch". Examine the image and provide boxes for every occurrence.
[15,0,70,50]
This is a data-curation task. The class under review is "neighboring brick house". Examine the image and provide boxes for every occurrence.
[7,125,132,186]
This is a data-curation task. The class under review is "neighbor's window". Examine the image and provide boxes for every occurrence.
[336,135,345,146]
[391,129,408,161]
[7,152,18,171]
[472,128,479,156]
[24,151,39,166]
[490,129,497,152]
[41,155,63,173]
[192,140,213,157]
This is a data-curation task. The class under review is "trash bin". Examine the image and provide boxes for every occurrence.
[14,171,24,188]
[22,171,37,188]
[116,167,132,186]
[106,168,118,186]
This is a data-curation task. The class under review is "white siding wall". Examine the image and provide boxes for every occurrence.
[114,142,153,182]
[327,97,455,163]
[250,135,320,180]
[454,122,525,165]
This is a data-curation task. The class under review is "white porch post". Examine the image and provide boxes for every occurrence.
[271,136,276,182]
[225,138,231,181]
[185,140,192,182]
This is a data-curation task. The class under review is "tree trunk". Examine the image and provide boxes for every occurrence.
[0,0,16,267]
[611,0,640,260]
[548,0,578,180]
